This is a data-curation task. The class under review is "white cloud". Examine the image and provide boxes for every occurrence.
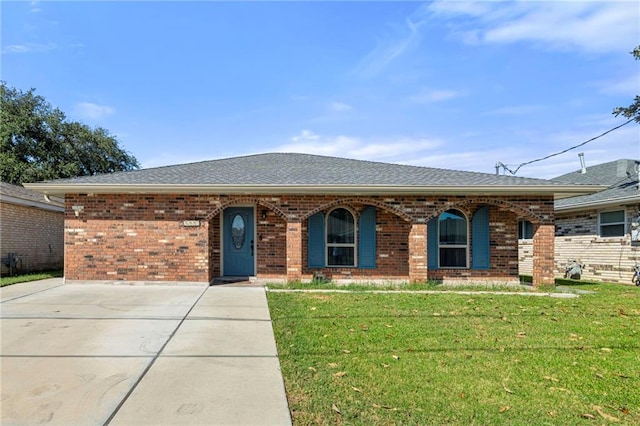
[30,1,42,13]
[144,116,637,179]
[276,130,443,163]
[2,42,56,54]
[596,72,640,97]
[352,6,427,77]
[74,102,115,121]
[2,41,83,55]
[273,113,637,180]
[489,116,639,178]
[486,104,545,116]
[427,1,640,53]
[328,101,353,112]
[409,88,464,103]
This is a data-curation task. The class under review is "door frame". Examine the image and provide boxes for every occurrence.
[220,205,256,277]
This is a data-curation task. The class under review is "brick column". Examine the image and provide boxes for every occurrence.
[409,223,428,283]
[286,221,302,282]
[532,223,555,286]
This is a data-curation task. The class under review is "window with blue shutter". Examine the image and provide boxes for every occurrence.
[327,208,356,266]
[471,206,490,270]
[439,209,468,268]
[358,206,376,268]
[308,212,325,268]
[427,217,438,269]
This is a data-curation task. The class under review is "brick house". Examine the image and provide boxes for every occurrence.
[519,159,639,284]
[24,153,600,286]
[1,182,64,275]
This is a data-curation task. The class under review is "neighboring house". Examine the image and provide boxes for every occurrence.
[0,182,64,276]
[24,153,600,286]
[519,158,640,284]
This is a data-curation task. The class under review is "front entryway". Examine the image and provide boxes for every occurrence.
[223,207,255,276]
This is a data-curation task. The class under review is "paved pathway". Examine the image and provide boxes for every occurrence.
[1,279,292,425]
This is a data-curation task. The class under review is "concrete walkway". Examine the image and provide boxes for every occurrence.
[1,279,292,426]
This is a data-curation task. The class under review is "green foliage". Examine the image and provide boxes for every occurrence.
[0,270,63,286]
[269,285,639,425]
[613,46,640,123]
[0,82,139,184]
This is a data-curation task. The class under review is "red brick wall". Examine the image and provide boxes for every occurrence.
[63,193,553,283]
[408,223,427,282]
[65,194,209,282]
[286,222,302,281]
[1,202,64,275]
[301,206,411,281]
[429,206,519,282]
[257,210,287,277]
[208,215,221,278]
[533,223,555,286]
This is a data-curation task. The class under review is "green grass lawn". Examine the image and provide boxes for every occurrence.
[0,270,62,287]
[267,284,639,425]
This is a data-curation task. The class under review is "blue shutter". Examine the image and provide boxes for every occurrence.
[308,212,325,268]
[358,207,376,268]
[472,206,490,270]
[427,217,438,269]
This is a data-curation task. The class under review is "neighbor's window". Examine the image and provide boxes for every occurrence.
[518,220,534,240]
[326,208,356,267]
[439,209,468,268]
[599,210,625,237]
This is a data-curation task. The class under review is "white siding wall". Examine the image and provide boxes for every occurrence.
[518,239,533,275]
[519,204,639,284]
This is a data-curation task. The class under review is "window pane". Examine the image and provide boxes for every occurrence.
[600,211,624,224]
[439,210,467,245]
[327,246,355,266]
[519,220,533,239]
[327,208,354,244]
[231,215,246,249]
[600,224,624,237]
[440,248,467,267]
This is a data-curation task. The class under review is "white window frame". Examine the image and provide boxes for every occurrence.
[598,209,626,238]
[438,209,469,269]
[326,207,358,267]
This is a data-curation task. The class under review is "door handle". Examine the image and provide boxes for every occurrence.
[250,240,254,256]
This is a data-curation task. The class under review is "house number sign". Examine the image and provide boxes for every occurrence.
[182,220,201,227]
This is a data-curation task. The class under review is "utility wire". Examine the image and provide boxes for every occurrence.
[497,117,635,175]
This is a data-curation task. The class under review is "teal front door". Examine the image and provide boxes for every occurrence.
[223,207,255,276]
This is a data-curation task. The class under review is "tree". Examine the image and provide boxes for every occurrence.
[613,45,640,123]
[0,82,139,184]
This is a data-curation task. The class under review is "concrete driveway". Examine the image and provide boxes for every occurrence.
[1,279,291,425]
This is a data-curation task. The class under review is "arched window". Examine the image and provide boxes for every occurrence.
[326,208,356,267]
[308,206,376,269]
[439,209,468,268]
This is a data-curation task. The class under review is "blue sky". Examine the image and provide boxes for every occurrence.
[2,1,639,179]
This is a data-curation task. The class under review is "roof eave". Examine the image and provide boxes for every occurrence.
[23,183,606,197]
[0,194,65,212]
[555,193,640,213]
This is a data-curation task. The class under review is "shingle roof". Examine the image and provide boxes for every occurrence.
[36,153,562,186]
[553,159,640,210]
[0,182,64,210]
[23,153,601,196]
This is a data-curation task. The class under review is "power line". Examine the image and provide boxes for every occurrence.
[496,117,635,175]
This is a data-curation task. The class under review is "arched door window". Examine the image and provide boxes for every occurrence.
[326,208,356,266]
[439,209,468,268]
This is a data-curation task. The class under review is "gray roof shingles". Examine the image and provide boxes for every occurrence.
[35,153,568,188]
[0,181,64,207]
[553,159,640,209]
[1,181,52,203]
